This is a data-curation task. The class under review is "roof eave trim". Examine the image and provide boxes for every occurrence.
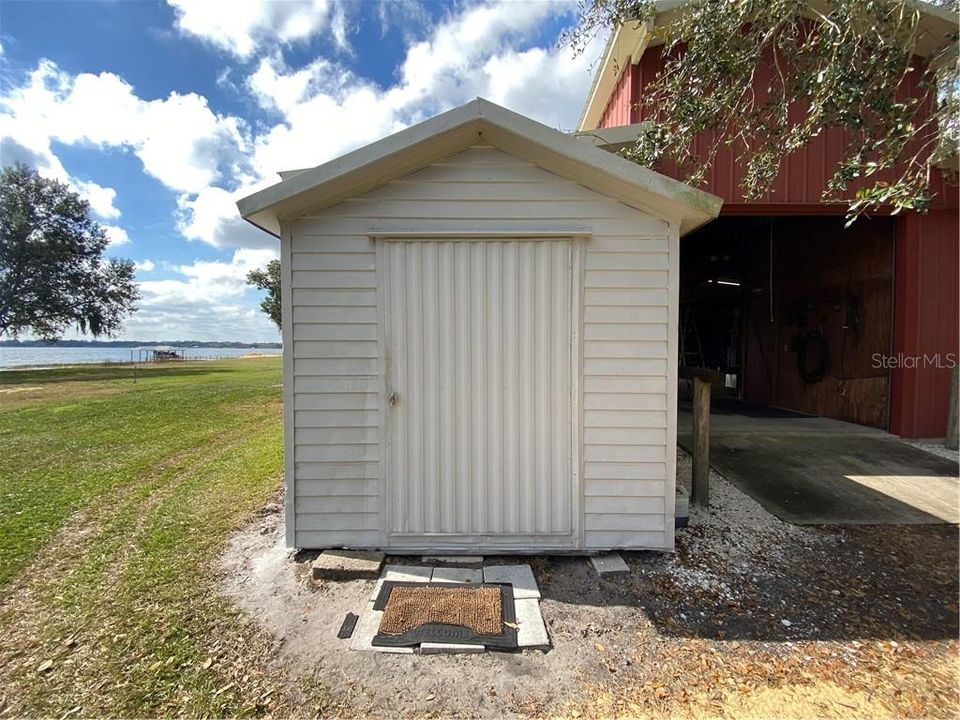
[237,98,721,238]
[577,19,653,132]
[475,105,720,230]
[236,100,487,220]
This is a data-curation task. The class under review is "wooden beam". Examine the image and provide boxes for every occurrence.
[691,375,711,507]
[679,366,725,384]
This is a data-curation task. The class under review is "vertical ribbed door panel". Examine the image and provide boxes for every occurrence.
[383,239,573,541]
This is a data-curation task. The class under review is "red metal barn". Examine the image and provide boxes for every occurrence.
[578,4,959,438]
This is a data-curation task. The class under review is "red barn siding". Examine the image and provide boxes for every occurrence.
[630,46,957,211]
[598,62,638,129]
[890,210,960,438]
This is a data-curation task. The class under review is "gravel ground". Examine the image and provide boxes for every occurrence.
[220,450,959,719]
[906,440,960,464]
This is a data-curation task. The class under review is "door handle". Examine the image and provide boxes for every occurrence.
[389,392,399,408]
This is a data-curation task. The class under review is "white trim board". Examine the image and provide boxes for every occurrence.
[368,229,594,241]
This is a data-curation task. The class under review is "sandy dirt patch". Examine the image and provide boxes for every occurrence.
[220,503,618,716]
[220,452,959,718]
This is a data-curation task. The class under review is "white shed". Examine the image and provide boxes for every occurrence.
[238,98,721,554]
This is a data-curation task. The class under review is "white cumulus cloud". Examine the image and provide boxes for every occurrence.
[0,60,248,194]
[1,1,606,255]
[194,0,606,252]
[139,248,277,305]
[128,248,280,341]
[0,118,123,220]
[167,0,349,58]
[74,180,122,220]
[0,0,609,342]
[102,225,130,246]
[177,185,277,249]
[244,0,603,180]
[121,301,278,342]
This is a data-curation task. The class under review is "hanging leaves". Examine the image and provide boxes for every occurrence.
[565,0,959,220]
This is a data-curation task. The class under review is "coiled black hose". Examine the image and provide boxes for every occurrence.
[797,331,830,384]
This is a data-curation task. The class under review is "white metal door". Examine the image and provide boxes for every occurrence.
[382,239,573,542]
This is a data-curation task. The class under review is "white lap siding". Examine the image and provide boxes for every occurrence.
[289,235,381,548]
[582,235,675,550]
[287,143,677,551]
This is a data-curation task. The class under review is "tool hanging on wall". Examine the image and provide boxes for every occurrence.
[797,328,831,385]
[680,307,706,368]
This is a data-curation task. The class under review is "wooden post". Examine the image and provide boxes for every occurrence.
[947,365,958,451]
[691,375,711,507]
[680,367,720,508]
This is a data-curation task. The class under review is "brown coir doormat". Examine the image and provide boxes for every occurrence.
[371,581,518,649]
[380,585,501,635]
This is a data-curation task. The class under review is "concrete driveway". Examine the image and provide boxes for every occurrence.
[678,402,959,525]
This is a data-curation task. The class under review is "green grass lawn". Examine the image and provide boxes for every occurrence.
[0,358,328,717]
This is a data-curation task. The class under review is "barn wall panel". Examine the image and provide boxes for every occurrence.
[891,209,960,438]
[627,46,957,210]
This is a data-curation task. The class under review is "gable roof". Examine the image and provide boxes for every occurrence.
[579,0,959,131]
[236,98,722,238]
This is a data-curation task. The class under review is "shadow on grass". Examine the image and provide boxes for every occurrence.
[0,362,247,385]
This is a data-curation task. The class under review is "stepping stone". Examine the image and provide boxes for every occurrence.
[589,553,629,577]
[370,564,433,601]
[312,550,384,581]
[350,601,414,654]
[419,642,485,655]
[514,598,549,649]
[482,565,540,599]
[384,564,433,581]
[422,555,484,567]
[431,567,482,584]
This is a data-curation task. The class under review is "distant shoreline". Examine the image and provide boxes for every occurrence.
[0,341,282,349]
[0,354,282,372]
[0,346,282,371]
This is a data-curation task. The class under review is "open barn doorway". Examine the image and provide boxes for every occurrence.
[679,215,896,430]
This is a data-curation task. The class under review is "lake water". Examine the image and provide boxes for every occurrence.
[0,346,281,370]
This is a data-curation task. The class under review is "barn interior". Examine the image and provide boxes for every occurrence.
[679,215,896,430]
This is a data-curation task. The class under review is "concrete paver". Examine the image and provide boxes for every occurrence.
[370,564,433,601]
[350,601,414,654]
[312,549,384,580]
[431,567,482,584]
[421,556,483,566]
[482,565,540,598]
[419,642,485,654]
[514,598,549,649]
[589,553,629,576]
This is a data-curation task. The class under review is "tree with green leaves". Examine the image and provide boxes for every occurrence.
[246,259,281,331]
[0,163,139,340]
[565,0,959,219]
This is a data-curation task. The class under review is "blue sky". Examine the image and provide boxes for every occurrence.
[0,0,605,342]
